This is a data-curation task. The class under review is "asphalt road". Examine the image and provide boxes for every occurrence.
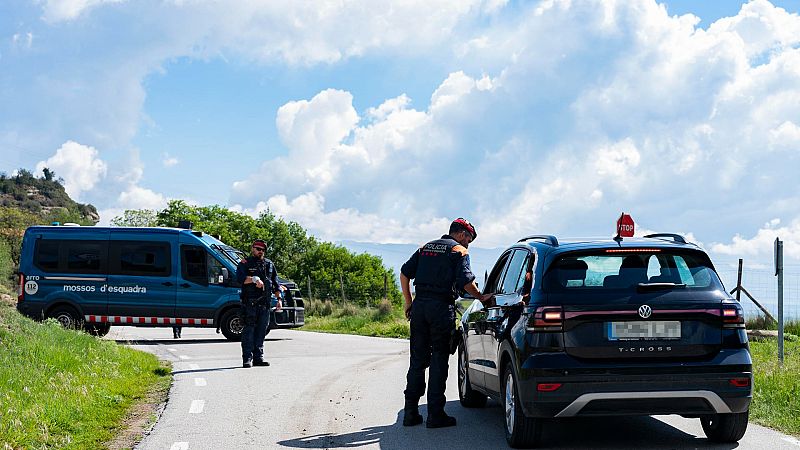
[106,326,800,450]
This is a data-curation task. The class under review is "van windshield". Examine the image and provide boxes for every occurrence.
[543,250,724,292]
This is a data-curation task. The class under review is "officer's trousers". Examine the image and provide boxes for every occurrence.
[240,303,270,363]
[404,296,455,416]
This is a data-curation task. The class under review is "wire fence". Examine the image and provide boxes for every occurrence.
[714,257,800,322]
[295,274,401,307]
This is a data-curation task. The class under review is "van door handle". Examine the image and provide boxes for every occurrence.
[180,283,191,288]
[162,281,173,286]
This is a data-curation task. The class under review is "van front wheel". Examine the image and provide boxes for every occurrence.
[220,308,243,341]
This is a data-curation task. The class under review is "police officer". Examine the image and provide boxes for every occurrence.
[400,218,492,428]
[237,239,281,368]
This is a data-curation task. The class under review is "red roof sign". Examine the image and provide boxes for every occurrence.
[616,213,635,238]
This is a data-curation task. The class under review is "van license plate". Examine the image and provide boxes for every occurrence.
[608,321,681,341]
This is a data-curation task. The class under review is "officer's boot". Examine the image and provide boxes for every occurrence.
[426,411,457,428]
[402,398,423,427]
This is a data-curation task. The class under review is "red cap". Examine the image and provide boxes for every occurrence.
[452,218,477,239]
[252,239,267,250]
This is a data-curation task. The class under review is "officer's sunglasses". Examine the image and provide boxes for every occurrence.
[252,246,265,252]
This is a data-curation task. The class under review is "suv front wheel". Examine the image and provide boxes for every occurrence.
[701,410,749,443]
[503,364,542,448]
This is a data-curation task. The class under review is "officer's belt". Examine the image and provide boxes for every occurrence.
[414,286,456,302]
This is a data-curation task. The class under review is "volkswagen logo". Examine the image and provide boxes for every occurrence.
[638,304,652,319]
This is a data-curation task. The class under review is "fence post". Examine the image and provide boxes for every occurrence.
[736,259,743,302]
[339,272,346,303]
[775,237,784,366]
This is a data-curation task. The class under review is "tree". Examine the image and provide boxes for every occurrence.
[42,167,54,181]
[111,209,158,227]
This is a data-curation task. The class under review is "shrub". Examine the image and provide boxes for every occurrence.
[375,298,393,319]
[336,303,359,317]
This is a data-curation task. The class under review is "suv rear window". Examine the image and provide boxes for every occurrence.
[544,251,723,292]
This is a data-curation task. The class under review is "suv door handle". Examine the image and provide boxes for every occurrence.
[162,281,173,286]
[180,283,191,288]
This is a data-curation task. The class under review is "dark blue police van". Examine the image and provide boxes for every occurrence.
[15,225,304,340]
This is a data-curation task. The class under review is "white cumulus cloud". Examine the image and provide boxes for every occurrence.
[35,141,107,200]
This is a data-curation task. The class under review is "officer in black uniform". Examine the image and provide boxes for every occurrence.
[400,218,492,428]
[236,239,281,368]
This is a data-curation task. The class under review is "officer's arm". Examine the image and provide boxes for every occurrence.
[270,263,281,298]
[401,273,413,307]
[236,262,251,284]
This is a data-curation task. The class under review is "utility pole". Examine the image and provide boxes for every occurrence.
[383,273,388,302]
[307,275,312,301]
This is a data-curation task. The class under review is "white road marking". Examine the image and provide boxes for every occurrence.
[194,378,207,387]
[189,363,200,370]
[179,355,191,360]
[783,437,800,447]
[170,443,188,450]
[189,400,205,414]
[168,348,178,352]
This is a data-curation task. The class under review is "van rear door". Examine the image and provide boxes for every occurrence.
[107,230,177,321]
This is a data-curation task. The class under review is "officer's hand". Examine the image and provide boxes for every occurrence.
[275,300,283,312]
[480,293,494,305]
[404,303,412,321]
[255,279,264,289]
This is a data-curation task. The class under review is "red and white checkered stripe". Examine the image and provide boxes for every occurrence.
[84,315,213,325]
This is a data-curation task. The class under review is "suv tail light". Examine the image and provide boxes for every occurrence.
[527,306,563,332]
[17,273,24,302]
[722,302,744,328]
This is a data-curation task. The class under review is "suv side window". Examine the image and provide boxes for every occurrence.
[485,251,512,294]
[500,250,529,295]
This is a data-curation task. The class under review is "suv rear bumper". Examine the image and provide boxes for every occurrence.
[517,348,752,418]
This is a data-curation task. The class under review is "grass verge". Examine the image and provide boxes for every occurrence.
[300,299,410,338]
[749,339,800,436]
[0,291,171,449]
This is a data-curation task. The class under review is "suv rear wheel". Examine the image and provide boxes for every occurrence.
[220,308,243,341]
[458,343,487,408]
[503,364,542,448]
[701,410,749,443]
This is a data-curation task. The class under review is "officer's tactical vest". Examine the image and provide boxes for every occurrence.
[241,256,271,300]
[413,236,464,299]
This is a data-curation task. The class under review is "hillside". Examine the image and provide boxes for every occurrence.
[0,168,99,223]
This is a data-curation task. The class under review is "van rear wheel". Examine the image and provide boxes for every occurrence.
[47,305,82,330]
[220,308,243,341]
[84,322,112,337]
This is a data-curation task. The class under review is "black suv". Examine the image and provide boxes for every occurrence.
[457,234,751,448]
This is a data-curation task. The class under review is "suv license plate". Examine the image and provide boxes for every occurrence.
[608,321,681,341]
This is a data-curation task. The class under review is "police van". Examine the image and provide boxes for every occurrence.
[15,225,304,340]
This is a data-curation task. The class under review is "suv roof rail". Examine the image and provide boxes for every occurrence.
[644,233,686,244]
[518,235,559,246]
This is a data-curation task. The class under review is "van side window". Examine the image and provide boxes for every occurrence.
[109,241,171,277]
[34,240,60,272]
[181,245,207,285]
[65,241,105,273]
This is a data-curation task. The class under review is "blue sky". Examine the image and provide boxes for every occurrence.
[2,0,800,267]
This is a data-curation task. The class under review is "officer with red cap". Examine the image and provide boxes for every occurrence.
[236,239,281,368]
[400,218,492,428]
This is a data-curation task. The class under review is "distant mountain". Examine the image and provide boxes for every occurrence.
[0,169,99,223]
[338,240,503,289]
